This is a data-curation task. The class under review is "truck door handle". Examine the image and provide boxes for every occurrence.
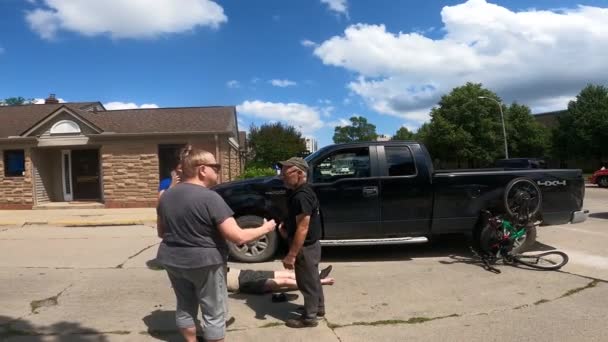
[362,186,378,197]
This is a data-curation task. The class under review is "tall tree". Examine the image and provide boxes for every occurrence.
[554,84,608,164]
[392,127,416,141]
[247,123,307,168]
[0,97,34,106]
[505,103,550,158]
[426,82,504,167]
[333,116,378,143]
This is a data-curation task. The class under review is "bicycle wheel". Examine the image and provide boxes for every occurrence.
[513,251,569,270]
[503,178,542,220]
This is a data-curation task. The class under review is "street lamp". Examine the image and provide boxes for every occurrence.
[478,96,509,159]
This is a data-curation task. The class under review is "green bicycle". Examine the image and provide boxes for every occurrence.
[473,211,569,273]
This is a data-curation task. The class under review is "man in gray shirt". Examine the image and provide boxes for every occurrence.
[157,147,275,342]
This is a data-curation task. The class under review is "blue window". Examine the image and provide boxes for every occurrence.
[4,150,25,177]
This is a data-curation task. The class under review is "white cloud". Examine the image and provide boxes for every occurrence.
[104,102,159,110]
[26,0,227,40]
[33,97,66,104]
[321,0,348,16]
[529,95,574,113]
[301,39,318,47]
[327,118,351,127]
[226,80,240,88]
[313,0,608,124]
[270,79,297,87]
[237,100,324,133]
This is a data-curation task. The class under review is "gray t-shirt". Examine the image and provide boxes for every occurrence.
[156,183,234,268]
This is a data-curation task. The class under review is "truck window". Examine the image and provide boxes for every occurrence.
[312,147,370,183]
[384,146,416,176]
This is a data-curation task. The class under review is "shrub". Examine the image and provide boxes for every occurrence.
[237,167,277,179]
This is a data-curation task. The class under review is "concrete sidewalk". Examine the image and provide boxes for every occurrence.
[0,208,156,227]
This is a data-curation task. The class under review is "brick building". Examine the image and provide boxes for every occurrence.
[0,95,245,209]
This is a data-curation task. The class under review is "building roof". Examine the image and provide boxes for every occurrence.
[0,103,237,138]
[533,109,567,129]
[80,106,237,134]
[0,103,99,138]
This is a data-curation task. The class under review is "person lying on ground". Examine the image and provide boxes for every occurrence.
[227,265,334,294]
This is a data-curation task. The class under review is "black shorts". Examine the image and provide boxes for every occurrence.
[238,270,274,294]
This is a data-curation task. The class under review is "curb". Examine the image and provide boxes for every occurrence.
[50,219,157,227]
[0,219,156,228]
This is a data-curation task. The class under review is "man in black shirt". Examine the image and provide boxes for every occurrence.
[278,157,325,328]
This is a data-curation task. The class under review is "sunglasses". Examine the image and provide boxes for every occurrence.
[198,163,222,172]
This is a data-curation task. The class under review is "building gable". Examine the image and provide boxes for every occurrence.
[21,106,103,137]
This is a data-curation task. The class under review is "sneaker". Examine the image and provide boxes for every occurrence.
[285,318,319,328]
[272,293,299,302]
[296,306,325,317]
[319,265,333,279]
[226,316,236,327]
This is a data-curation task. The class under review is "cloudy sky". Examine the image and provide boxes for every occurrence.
[1,0,607,147]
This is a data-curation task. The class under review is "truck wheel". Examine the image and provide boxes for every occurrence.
[510,224,537,254]
[503,177,542,220]
[228,215,279,263]
[598,176,608,188]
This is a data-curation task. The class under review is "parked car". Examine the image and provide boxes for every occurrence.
[589,168,608,188]
[494,158,547,169]
[214,141,588,262]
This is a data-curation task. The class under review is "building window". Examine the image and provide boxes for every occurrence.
[3,150,25,177]
[50,120,81,135]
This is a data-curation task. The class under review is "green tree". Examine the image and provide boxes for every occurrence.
[426,82,504,167]
[0,97,34,106]
[554,84,608,164]
[333,116,378,143]
[247,122,307,168]
[505,103,550,158]
[392,127,416,141]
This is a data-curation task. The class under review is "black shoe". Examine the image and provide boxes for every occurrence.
[319,265,332,279]
[286,318,319,328]
[226,316,236,327]
[296,306,325,317]
[272,293,299,302]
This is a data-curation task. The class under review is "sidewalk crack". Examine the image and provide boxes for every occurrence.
[115,242,159,269]
[30,284,73,314]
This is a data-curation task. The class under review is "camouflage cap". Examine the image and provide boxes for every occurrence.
[278,157,309,172]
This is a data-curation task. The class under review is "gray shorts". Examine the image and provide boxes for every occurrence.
[164,264,227,340]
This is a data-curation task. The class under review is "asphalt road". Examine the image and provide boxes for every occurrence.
[0,186,606,341]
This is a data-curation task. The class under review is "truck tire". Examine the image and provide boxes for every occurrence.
[598,176,608,188]
[503,177,542,220]
[228,215,279,263]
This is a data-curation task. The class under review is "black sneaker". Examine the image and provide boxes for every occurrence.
[285,318,319,328]
[226,316,236,327]
[319,265,332,279]
[272,293,299,302]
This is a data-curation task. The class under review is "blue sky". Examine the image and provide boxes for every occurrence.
[1,0,608,147]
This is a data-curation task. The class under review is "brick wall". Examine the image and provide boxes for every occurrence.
[101,142,159,208]
[0,148,34,209]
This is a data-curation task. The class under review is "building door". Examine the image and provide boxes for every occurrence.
[71,149,101,201]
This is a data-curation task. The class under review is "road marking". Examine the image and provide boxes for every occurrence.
[565,250,608,270]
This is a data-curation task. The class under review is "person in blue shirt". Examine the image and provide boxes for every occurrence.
[158,144,192,199]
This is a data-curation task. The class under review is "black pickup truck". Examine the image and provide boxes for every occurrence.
[213,141,588,262]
